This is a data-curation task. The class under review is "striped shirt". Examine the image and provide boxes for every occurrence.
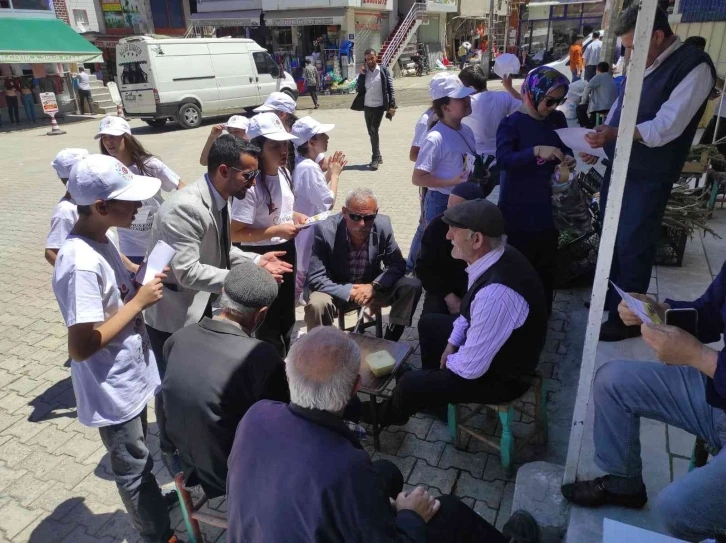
[446,246,530,380]
[347,232,369,284]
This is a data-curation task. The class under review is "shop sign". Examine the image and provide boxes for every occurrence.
[101,0,122,11]
[355,13,382,32]
[102,0,146,30]
[40,92,58,115]
[267,17,342,26]
[96,40,120,48]
[196,18,259,28]
[361,0,388,7]
[429,0,455,5]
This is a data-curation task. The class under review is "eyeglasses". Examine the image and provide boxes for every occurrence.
[544,96,566,108]
[228,166,259,182]
[347,210,378,222]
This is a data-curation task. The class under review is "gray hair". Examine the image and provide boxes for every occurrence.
[219,292,257,319]
[286,327,360,412]
[345,187,377,208]
[465,231,506,250]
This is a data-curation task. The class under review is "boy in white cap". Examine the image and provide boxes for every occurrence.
[45,148,89,266]
[199,115,250,166]
[290,116,347,301]
[52,154,177,543]
[253,91,297,126]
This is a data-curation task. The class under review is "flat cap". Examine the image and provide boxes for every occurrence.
[224,259,279,309]
[442,199,504,237]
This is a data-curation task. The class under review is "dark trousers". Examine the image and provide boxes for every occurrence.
[421,292,450,317]
[585,65,597,81]
[576,104,610,129]
[79,88,94,114]
[373,459,508,542]
[240,239,296,357]
[378,313,528,426]
[6,95,19,124]
[308,85,319,107]
[364,106,386,161]
[21,93,35,122]
[506,228,558,314]
[146,326,175,458]
[600,168,675,322]
[98,408,173,543]
[701,114,726,157]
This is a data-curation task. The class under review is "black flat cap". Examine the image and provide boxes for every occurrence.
[442,198,504,237]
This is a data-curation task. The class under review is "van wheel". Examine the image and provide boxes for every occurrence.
[178,103,202,129]
[145,119,167,128]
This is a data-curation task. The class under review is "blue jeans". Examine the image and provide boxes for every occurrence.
[21,93,35,122]
[571,69,580,82]
[593,360,726,541]
[424,190,449,224]
[98,407,173,543]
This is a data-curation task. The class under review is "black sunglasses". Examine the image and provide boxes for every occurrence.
[348,210,378,222]
[544,96,566,108]
[229,166,259,182]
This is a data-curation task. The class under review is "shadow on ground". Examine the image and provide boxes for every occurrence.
[28,376,77,423]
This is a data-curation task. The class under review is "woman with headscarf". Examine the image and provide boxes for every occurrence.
[496,66,575,312]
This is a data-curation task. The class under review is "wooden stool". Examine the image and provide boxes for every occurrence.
[173,473,227,543]
[337,303,383,338]
[447,372,548,472]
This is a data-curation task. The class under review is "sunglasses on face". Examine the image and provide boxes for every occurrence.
[228,166,259,182]
[348,211,378,222]
[543,96,566,108]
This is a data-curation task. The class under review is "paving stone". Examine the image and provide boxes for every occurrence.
[57,436,104,462]
[0,438,34,468]
[0,463,27,493]
[671,455,691,482]
[370,452,417,481]
[48,455,96,489]
[397,434,446,467]
[438,444,488,478]
[12,516,78,543]
[5,376,44,396]
[407,461,459,494]
[1,418,48,443]
[0,502,42,540]
[388,416,434,440]
[453,472,505,509]
[26,424,76,452]
[495,481,516,532]
[62,498,123,537]
[371,430,406,455]
[473,500,498,525]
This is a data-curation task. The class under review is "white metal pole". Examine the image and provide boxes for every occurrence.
[563,0,659,484]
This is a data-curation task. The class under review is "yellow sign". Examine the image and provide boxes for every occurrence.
[101,0,122,11]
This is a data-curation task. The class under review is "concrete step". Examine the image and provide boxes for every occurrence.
[93,100,117,110]
[95,105,118,115]
[91,91,113,102]
[90,80,105,89]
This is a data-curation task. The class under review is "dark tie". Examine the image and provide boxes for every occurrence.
[220,204,231,270]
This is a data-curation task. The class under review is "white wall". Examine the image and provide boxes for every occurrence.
[66,0,102,32]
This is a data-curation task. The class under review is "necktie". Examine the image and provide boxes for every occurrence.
[220,204,231,270]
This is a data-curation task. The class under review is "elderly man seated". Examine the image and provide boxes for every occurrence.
[226,326,541,542]
[416,182,483,316]
[161,260,289,499]
[364,199,548,427]
[561,262,726,543]
[304,187,422,342]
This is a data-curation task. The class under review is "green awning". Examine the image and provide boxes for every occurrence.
[0,18,103,64]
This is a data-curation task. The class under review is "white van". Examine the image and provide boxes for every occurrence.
[116,36,298,129]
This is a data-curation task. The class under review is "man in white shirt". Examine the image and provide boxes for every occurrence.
[583,32,603,81]
[351,49,396,171]
[75,67,94,115]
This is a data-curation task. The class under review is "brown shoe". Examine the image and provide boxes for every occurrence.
[561,476,647,509]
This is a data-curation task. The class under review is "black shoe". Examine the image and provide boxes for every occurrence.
[561,476,648,509]
[502,510,540,543]
[376,156,383,164]
[369,160,379,171]
[384,323,405,342]
[599,320,642,342]
[162,487,179,510]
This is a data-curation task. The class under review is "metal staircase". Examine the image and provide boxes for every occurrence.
[183,24,216,38]
[378,2,427,69]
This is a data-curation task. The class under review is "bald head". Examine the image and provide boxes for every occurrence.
[286,327,360,413]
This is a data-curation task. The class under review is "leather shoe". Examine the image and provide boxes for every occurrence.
[502,510,540,543]
[561,476,647,509]
[599,320,641,342]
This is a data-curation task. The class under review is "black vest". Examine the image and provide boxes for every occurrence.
[460,246,548,378]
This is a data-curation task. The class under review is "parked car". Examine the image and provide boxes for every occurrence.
[117,36,298,129]
[545,30,605,82]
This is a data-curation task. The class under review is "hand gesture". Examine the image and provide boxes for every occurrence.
[440,342,458,369]
[449,170,469,186]
[617,293,662,327]
[133,274,165,310]
[641,323,706,367]
[395,487,441,523]
[258,251,293,282]
[444,293,461,315]
[329,151,347,176]
[360,65,367,74]
[536,146,565,162]
[563,155,577,169]
[579,152,599,165]
[211,124,224,138]
[274,223,302,240]
[585,125,617,149]
[502,74,514,90]
[350,284,374,306]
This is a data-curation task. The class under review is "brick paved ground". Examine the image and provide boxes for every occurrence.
[0,96,583,542]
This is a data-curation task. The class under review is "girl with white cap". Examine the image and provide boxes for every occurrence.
[231,112,308,356]
[198,114,250,166]
[96,116,184,264]
[290,116,347,301]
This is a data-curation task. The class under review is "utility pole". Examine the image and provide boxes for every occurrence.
[484,0,495,77]
[601,0,625,63]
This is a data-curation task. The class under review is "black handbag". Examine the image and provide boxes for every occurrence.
[350,74,365,112]
[451,126,491,195]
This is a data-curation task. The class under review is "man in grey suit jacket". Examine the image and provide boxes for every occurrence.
[144,135,292,475]
[305,188,421,342]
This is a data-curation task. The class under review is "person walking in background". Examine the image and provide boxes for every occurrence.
[569,35,584,81]
[76,67,94,115]
[496,66,574,313]
[303,59,320,109]
[3,78,20,126]
[351,48,396,171]
[583,31,602,81]
[20,82,36,123]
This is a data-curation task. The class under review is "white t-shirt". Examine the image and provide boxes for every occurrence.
[412,109,435,148]
[231,168,295,246]
[46,197,78,249]
[117,157,180,257]
[52,235,160,428]
[462,91,521,156]
[77,72,91,91]
[293,157,334,277]
[414,122,476,195]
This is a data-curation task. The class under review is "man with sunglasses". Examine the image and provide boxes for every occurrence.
[305,188,422,342]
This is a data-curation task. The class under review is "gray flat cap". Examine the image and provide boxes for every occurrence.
[224,258,279,309]
[442,199,504,237]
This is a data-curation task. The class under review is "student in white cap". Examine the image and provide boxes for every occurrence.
[45,148,89,266]
[199,114,250,166]
[51,154,177,543]
[96,116,184,264]
[412,75,476,246]
[231,112,308,356]
[290,116,347,301]
[253,91,297,128]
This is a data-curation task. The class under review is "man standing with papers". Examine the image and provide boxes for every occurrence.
[143,135,293,475]
[580,7,715,341]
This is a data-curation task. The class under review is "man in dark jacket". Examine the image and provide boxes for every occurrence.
[562,261,726,542]
[351,48,396,171]
[162,260,289,498]
[226,326,541,542]
[416,182,483,316]
[304,187,421,342]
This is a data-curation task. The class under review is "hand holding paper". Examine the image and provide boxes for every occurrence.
[554,128,608,160]
[137,240,176,285]
[611,282,663,325]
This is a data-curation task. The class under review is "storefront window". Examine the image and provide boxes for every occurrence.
[582,3,604,17]
[8,0,52,9]
[272,28,293,50]
[549,19,579,59]
[150,0,186,30]
[551,5,566,19]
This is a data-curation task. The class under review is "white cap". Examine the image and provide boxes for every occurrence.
[430,75,476,100]
[247,112,296,141]
[226,115,249,130]
[94,116,132,139]
[290,116,335,146]
[428,73,451,99]
[51,148,90,179]
[253,92,296,114]
[68,154,161,206]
